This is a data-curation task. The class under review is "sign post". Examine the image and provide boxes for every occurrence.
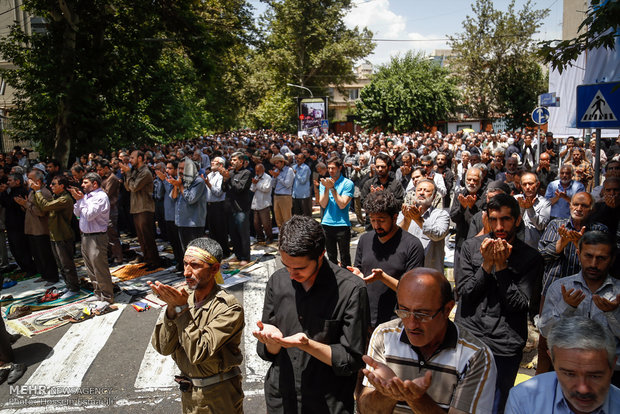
[576,82,620,187]
[532,107,550,165]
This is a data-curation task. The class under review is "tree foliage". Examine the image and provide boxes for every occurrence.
[0,0,252,166]
[244,0,375,131]
[538,0,619,73]
[448,0,548,127]
[357,52,459,132]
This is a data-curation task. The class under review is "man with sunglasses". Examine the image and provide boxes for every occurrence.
[358,268,496,414]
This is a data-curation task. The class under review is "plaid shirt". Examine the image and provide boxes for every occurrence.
[539,218,608,295]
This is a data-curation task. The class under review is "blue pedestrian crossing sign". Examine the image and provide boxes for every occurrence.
[531,107,550,125]
[576,82,620,128]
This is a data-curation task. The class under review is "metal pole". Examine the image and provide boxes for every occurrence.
[536,125,540,165]
[286,83,313,97]
[594,128,601,187]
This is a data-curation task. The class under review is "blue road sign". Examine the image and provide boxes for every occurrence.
[532,107,550,125]
[539,92,558,107]
[321,119,329,129]
[576,82,620,128]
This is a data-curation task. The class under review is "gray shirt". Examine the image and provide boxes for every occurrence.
[514,194,551,249]
[397,206,450,272]
[539,271,620,369]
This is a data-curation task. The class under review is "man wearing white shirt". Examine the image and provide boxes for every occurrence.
[515,172,551,249]
[399,179,450,272]
[205,157,229,257]
[250,164,274,244]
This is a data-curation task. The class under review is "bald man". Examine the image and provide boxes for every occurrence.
[358,268,496,414]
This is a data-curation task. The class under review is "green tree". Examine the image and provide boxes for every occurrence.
[0,0,252,166]
[538,0,619,73]
[245,0,374,131]
[357,52,459,132]
[448,0,548,127]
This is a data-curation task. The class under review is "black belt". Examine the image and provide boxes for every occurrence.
[207,201,225,206]
[82,231,106,236]
[274,193,291,196]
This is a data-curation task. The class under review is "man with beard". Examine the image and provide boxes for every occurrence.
[536,192,608,374]
[120,150,160,270]
[536,152,557,196]
[394,152,413,191]
[520,134,537,171]
[398,180,450,273]
[222,152,252,266]
[348,190,424,329]
[171,158,207,252]
[566,147,594,191]
[539,131,560,171]
[546,165,585,219]
[538,231,620,385]
[434,153,454,208]
[70,173,114,313]
[149,237,244,413]
[590,177,620,283]
[361,153,404,205]
[456,194,543,413]
[515,172,551,249]
[97,159,123,265]
[450,167,485,287]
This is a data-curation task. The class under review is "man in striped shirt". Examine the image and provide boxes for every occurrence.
[358,268,496,414]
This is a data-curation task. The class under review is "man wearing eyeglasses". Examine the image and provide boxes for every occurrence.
[358,268,497,414]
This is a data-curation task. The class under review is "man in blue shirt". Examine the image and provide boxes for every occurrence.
[319,156,354,267]
[546,164,586,219]
[291,153,312,217]
[270,153,294,230]
[505,316,620,414]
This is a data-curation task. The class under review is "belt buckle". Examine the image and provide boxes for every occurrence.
[174,375,193,393]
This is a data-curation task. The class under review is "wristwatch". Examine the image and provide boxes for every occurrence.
[174,304,189,313]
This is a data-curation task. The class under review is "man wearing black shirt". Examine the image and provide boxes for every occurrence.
[456,194,543,413]
[222,152,252,265]
[348,191,424,329]
[254,216,369,414]
[536,152,557,196]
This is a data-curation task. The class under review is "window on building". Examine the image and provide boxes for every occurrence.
[348,88,359,100]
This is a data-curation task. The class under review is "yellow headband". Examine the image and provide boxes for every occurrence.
[185,246,224,284]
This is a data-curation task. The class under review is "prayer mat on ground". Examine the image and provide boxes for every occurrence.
[2,288,93,321]
[4,296,92,336]
[116,270,183,297]
[112,263,165,281]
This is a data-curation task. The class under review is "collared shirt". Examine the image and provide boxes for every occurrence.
[505,372,620,414]
[539,218,608,295]
[514,194,551,249]
[364,319,496,414]
[250,174,273,210]
[257,260,369,414]
[545,179,585,219]
[397,206,450,273]
[456,235,543,356]
[124,164,155,214]
[73,188,110,234]
[292,162,311,199]
[173,176,206,228]
[161,180,176,222]
[539,271,620,369]
[271,165,294,196]
[205,171,225,203]
[33,190,74,241]
[320,174,354,227]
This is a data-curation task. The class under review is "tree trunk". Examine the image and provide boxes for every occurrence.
[51,4,78,169]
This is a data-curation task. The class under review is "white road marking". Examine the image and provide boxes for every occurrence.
[242,259,274,383]
[22,305,125,389]
[134,309,178,391]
